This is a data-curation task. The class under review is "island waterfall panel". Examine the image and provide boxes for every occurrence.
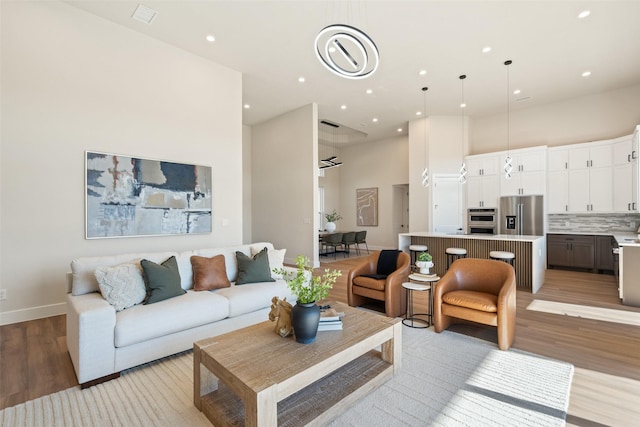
[411,236,533,291]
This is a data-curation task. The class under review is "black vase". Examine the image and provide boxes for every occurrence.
[291,302,321,344]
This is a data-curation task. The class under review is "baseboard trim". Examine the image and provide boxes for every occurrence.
[0,302,66,325]
[81,372,121,389]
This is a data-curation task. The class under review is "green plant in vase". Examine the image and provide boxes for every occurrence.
[273,255,341,344]
[324,209,343,233]
[416,251,434,274]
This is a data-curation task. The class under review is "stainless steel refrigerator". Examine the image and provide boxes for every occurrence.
[499,195,544,236]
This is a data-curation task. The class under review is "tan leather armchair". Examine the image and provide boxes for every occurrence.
[347,251,410,318]
[433,258,516,350]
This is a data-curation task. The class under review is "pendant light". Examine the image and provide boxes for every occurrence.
[319,121,342,169]
[504,60,513,180]
[459,74,467,184]
[421,86,430,187]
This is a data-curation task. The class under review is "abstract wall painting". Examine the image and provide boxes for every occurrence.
[356,187,378,226]
[86,151,212,239]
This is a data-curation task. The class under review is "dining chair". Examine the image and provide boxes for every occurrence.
[322,232,344,259]
[355,230,369,254]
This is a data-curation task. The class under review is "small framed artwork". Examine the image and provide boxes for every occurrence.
[356,187,378,226]
[85,151,212,239]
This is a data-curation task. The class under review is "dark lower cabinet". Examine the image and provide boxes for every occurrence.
[547,234,596,272]
[595,236,615,273]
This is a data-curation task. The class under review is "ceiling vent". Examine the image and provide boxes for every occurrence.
[132,4,158,25]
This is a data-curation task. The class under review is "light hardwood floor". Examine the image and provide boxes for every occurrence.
[1,254,639,426]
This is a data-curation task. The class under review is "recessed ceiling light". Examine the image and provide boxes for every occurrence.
[243,104,250,109]
[298,77,305,83]
[416,111,422,116]
[582,71,591,77]
[372,118,378,122]
[206,35,215,42]
[482,46,492,53]
[366,89,373,94]
[419,70,427,76]
[341,105,347,110]
[397,128,403,132]
[578,10,591,19]
[513,89,521,95]
[460,103,467,108]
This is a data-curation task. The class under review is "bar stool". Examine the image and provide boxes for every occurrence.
[490,251,515,267]
[409,245,428,270]
[445,248,467,270]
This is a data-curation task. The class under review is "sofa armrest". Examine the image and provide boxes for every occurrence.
[66,293,117,384]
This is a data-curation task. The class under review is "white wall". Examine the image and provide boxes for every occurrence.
[471,84,640,153]
[251,104,318,265]
[0,1,243,324]
[339,136,408,249]
[242,125,253,243]
[409,116,468,232]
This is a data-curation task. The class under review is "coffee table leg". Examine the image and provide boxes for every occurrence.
[245,387,277,427]
[193,345,219,411]
[381,321,402,372]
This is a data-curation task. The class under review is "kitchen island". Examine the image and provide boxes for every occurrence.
[399,232,546,293]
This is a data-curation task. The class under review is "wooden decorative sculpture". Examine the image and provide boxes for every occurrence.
[269,296,293,337]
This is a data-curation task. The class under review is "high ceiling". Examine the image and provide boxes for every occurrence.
[67,1,640,146]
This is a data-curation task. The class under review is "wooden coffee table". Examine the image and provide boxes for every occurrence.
[193,302,402,426]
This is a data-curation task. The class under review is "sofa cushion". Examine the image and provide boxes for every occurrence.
[443,290,498,313]
[235,248,275,285]
[215,280,294,317]
[71,251,176,296]
[191,255,231,291]
[114,290,229,347]
[251,246,286,279]
[95,263,146,311]
[141,256,186,304]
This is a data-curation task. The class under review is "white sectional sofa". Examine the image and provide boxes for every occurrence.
[66,242,296,387]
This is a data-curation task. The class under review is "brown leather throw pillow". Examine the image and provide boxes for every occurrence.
[191,255,231,291]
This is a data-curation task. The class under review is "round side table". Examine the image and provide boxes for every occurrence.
[407,273,441,328]
[402,282,431,328]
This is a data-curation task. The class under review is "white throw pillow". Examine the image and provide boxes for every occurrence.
[95,263,146,311]
[251,247,286,279]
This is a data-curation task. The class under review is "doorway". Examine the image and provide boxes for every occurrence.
[392,184,410,245]
[432,174,463,234]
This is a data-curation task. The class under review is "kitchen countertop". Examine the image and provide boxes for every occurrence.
[399,232,544,242]
[547,231,640,247]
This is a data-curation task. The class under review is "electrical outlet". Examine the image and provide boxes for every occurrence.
[565,221,570,228]
[0,289,6,301]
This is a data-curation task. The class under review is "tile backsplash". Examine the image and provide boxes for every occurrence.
[548,213,640,233]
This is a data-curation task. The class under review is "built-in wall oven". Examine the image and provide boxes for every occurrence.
[467,208,498,235]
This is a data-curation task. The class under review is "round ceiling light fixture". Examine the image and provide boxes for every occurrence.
[314,24,379,79]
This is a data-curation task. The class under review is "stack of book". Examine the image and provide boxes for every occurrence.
[318,308,344,331]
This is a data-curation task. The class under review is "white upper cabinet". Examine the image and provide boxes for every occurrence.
[547,148,569,213]
[612,133,638,212]
[465,153,500,208]
[499,147,547,197]
[567,141,612,213]
[467,155,499,177]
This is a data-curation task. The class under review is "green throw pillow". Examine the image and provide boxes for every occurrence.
[235,247,275,285]
[141,256,185,304]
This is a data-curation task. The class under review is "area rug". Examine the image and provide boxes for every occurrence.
[527,299,640,327]
[0,328,573,426]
